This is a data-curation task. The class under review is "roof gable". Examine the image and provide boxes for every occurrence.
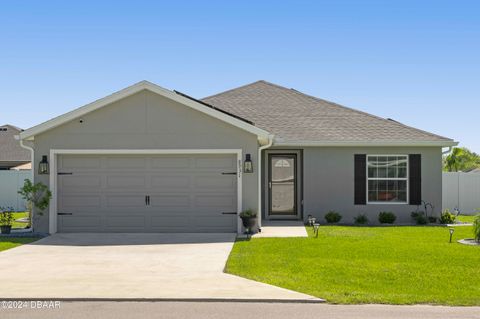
[202,80,457,147]
[20,81,270,142]
[0,124,30,163]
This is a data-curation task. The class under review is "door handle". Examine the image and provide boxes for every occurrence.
[269,182,272,189]
[145,195,150,206]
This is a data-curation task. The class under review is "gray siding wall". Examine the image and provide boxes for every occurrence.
[32,90,259,233]
[265,146,443,224]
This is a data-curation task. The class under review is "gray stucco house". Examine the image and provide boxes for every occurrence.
[18,80,457,234]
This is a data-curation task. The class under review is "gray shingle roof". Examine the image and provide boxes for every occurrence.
[0,124,30,163]
[202,80,454,144]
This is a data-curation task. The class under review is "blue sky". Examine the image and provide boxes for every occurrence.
[1,1,479,152]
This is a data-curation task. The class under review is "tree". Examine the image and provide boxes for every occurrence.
[18,179,51,232]
[443,147,480,172]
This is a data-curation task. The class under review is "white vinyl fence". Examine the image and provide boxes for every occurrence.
[443,172,480,215]
[0,170,31,211]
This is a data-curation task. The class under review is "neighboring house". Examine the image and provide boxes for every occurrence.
[19,81,457,234]
[0,124,31,169]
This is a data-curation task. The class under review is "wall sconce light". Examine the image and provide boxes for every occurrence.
[38,155,49,174]
[244,154,253,173]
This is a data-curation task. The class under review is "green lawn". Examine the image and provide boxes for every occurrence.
[11,212,29,229]
[226,225,480,305]
[457,214,477,223]
[0,237,38,252]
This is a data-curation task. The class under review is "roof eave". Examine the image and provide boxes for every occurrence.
[273,139,459,147]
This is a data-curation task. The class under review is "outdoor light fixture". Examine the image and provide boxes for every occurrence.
[307,215,316,227]
[449,228,455,243]
[307,215,313,226]
[244,154,253,173]
[38,155,49,175]
[313,223,320,238]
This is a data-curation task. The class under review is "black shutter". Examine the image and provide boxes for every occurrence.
[354,154,367,205]
[409,154,422,205]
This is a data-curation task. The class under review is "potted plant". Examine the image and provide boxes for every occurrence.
[239,209,257,234]
[0,207,15,234]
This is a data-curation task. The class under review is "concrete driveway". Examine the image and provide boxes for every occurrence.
[0,233,319,301]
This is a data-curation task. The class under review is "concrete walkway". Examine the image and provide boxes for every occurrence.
[254,220,308,238]
[0,233,319,302]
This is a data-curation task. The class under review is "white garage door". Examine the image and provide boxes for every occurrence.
[57,154,238,233]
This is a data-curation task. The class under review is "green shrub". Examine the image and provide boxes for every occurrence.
[354,213,368,225]
[0,207,14,226]
[473,213,480,242]
[324,211,342,223]
[428,216,438,223]
[439,209,456,224]
[378,211,396,224]
[239,209,256,218]
[411,211,427,225]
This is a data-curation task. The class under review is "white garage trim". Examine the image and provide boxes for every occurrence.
[49,149,243,234]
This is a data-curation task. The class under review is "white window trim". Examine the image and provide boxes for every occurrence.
[48,149,243,234]
[366,154,409,205]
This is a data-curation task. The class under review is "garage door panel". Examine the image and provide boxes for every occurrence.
[195,157,235,169]
[151,175,191,188]
[106,195,146,207]
[57,154,238,233]
[194,215,236,228]
[105,215,145,227]
[59,175,102,191]
[149,195,191,207]
[60,216,102,228]
[151,215,190,228]
[106,175,147,188]
[61,195,102,208]
[107,157,146,169]
[151,157,191,169]
[194,176,235,189]
[60,156,102,169]
[195,195,236,207]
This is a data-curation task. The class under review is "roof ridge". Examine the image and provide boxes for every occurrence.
[201,80,267,100]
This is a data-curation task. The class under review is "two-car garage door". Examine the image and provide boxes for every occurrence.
[57,154,238,233]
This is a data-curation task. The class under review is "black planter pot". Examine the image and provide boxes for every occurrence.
[240,216,256,234]
[0,225,12,234]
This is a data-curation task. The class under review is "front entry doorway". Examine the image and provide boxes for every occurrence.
[267,152,301,219]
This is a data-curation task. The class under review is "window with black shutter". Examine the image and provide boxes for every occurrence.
[409,154,422,205]
[354,154,367,205]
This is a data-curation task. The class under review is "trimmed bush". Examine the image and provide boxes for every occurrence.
[439,209,456,224]
[474,213,480,242]
[324,211,342,223]
[411,211,427,225]
[354,213,369,225]
[378,211,396,224]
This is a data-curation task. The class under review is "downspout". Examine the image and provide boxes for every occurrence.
[442,146,453,155]
[17,136,35,231]
[257,134,274,231]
